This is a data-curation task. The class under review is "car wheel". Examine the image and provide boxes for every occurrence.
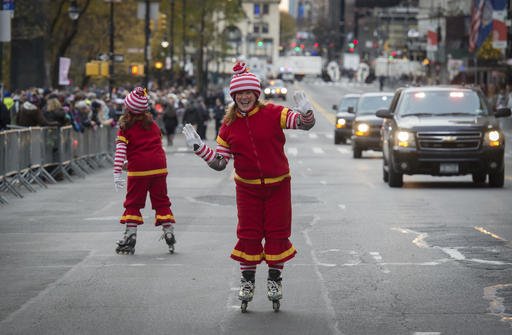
[352,146,362,159]
[334,133,342,145]
[382,160,389,183]
[488,167,504,188]
[388,158,403,187]
[472,173,486,184]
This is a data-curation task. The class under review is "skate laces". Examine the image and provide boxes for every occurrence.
[267,279,281,295]
[241,278,255,294]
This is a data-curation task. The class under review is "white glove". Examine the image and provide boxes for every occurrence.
[182,123,203,150]
[113,172,125,192]
[293,91,313,115]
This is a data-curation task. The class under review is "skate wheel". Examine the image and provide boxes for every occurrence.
[169,246,174,254]
[241,301,248,313]
[129,249,135,255]
[272,300,280,312]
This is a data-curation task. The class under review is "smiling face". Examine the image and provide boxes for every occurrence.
[234,90,257,113]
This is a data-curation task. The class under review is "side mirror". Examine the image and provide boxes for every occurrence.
[332,104,338,111]
[495,107,511,118]
[347,106,354,114]
[376,109,392,118]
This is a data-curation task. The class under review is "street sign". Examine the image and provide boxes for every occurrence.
[113,54,124,62]
[97,53,109,61]
[2,0,14,11]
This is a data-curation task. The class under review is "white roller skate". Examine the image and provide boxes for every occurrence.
[239,271,255,313]
[267,269,282,312]
[115,232,136,255]
[161,232,176,254]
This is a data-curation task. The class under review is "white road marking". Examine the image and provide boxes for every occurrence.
[338,204,346,210]
[413,332,441,335]
[313,147,325,154]
[370,251,390,274]
[302,216,343,335]
[325,133,334,139]
[320,180,327,185]
[309,133,318,139]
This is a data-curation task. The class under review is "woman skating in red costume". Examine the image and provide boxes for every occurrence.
[183,62,315,312]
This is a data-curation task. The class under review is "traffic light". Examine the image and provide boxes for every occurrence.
[256,38,264,47]
[85,61,109,77]
[129,64,144,76]
[159,13,167,31]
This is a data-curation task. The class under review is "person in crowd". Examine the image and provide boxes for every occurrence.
[162,96,178,146]
[182,62,315,310]
[195,96,210,140]
[43,94,70,127]
[74,100,97,130]
[91,100,114,127]
[213,97,225,137]
[112,87,177,255]
[16,100,59,127]
[0,98,10,130]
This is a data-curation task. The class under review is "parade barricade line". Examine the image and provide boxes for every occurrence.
[2,130,31,197]
[0,132,11,203]
[26,127,56,187]
[0,125,115,204]
[17,128,39,192]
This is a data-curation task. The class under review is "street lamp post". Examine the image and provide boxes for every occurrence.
[144,0,150,88]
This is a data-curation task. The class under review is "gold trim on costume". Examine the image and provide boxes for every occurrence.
[127,168,167,177]
[231,249,265,261]
[234,172,290,185]
[117,136,128,144]
[265,246,296,261]
[121,215,143,222]
[280,108,289,128]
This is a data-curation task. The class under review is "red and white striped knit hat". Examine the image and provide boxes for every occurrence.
[124,87,149,114]
[229,62,261,99]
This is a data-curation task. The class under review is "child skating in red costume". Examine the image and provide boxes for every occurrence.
[113,87,176,254]
[183,62,315,311]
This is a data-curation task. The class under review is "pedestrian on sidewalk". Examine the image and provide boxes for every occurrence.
[182,62,316,311]
[113,87,177,255]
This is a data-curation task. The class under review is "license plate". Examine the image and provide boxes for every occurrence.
[440,163,459,174]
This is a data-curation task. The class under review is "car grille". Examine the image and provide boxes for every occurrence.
[417,131,482,151]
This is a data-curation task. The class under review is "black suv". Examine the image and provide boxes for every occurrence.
[377,86,511,187]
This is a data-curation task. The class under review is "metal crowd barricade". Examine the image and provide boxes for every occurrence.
[0,124,115,204]
[28,127,56,186]
[3,130,30,197]
[0,131,11,203]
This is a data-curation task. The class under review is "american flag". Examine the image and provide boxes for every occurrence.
[469,0,485,52]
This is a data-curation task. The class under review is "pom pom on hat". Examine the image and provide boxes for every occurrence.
[124,87,149,114]
[229,62,261,99]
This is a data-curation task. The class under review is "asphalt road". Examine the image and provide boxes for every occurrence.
[1,79,511,335]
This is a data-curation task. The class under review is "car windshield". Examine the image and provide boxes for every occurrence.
[268,79,284,87]
[338,97,359,110]
[357,95,393,115]
[397,90,488,116]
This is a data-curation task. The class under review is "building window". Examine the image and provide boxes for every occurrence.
[253,25,260,34]
[262,23,269,34]
[254,4,260,16]
[263,4,269,14]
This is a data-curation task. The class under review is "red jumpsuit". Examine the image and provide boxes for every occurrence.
[216,103,299,266]
[115,120,175,226]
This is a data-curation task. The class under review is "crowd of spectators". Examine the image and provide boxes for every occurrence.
[0,85,226,146]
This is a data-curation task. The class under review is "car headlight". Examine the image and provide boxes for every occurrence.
[336,118,347,128]
[395,130,416,148]
[485,130,501,147]
[281,88,287,94]
[354,123,370,136]
[264,88,271,94]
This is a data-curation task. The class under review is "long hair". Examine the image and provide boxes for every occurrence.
[118,110,153,130]
[222,100,264,125]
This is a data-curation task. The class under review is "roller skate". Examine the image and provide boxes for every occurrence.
[115,232,136,255]
[238,271,255,313]
[267,269,282,312]
[162,231,176,254]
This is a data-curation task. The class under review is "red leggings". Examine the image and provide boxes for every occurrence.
[230,178,296,266]
[120,174,175,226]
